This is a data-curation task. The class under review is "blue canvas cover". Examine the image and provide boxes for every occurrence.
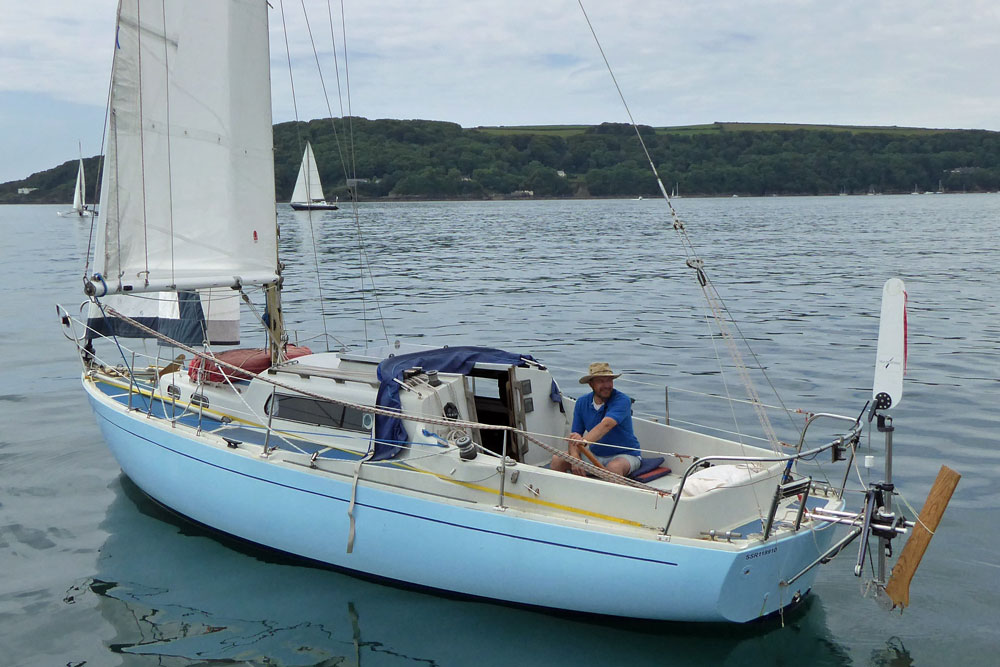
[372,346,558,460]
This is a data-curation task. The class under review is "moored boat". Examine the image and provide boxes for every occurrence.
[59,0,955,624]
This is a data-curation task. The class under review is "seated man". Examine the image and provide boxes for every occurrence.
[551,362,641,477]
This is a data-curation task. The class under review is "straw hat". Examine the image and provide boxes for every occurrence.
[579,362,621,384]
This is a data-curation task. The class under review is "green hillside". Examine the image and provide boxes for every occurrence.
[4,119,999,204]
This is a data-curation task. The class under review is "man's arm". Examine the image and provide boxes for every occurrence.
[567,414,617,447]
[581,416,618,445]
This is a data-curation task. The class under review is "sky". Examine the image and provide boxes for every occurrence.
[2,0,999,183]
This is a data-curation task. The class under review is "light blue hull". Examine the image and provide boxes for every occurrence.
[88,390,836,623]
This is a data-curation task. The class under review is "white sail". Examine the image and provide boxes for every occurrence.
[291,142,325,205]
[92,0,278,296]
[72,158,85,214]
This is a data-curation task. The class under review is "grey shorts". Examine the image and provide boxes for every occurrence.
[594,453,641,475]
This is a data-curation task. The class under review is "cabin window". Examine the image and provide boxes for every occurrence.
[269,393,372,432]
[190,393,209,408]
[166,385,181,399]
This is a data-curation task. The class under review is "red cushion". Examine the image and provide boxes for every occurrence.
[187,345,312,383]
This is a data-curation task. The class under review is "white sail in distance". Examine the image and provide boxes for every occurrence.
[72,158,85,214]
[291,142,325,205]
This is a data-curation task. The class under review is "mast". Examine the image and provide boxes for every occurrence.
[265,282,285,364]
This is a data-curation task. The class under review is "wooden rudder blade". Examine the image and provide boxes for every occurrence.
[884,465,961,609]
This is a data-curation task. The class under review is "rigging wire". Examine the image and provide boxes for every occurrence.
[135,1,151,290]
[291,0,391,348]
[158,1,176,291]
[576,0,798,452]
[295,0,365,345]
[326,0,392,348]
[83,0,120,281]
[704,310,767,518]
[280,0,332,350]
[298,0,351,184]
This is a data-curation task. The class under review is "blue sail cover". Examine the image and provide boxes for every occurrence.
[373,346,555,460]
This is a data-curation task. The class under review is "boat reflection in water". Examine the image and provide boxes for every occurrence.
[85,475,868,666]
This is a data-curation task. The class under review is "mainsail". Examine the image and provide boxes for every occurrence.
[291,141,325,205]
[89,0,278,296]
[86,0,277,345]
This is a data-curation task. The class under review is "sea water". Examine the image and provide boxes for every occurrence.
[0,195,997,666]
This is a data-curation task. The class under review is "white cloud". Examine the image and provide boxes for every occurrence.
[2,0,999,182]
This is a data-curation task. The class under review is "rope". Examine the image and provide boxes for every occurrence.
[97,304,668,496]
[288,0,391,348]
[279,0,333,350]
[896,489,935,536]
[704,312,767,522]
[577,0,796,453]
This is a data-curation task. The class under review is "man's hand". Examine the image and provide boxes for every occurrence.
[567,435,588,476]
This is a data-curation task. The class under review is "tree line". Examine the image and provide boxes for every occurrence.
[5,119,999,204]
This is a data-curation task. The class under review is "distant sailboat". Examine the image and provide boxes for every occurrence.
[59,158,90,217]
[290,142,338,210]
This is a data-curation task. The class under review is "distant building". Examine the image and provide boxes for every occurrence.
[556,170,566,178]
[346,178,369,187]
[17,187,37,195]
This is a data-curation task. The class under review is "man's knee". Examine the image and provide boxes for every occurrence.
[607,457,632,476]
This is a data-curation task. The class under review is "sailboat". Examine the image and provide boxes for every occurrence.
[290,141,338,210]
[60,0,957,624]
[59,157,90,217]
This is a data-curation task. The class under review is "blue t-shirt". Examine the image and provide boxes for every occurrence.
[571,388,640,458]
